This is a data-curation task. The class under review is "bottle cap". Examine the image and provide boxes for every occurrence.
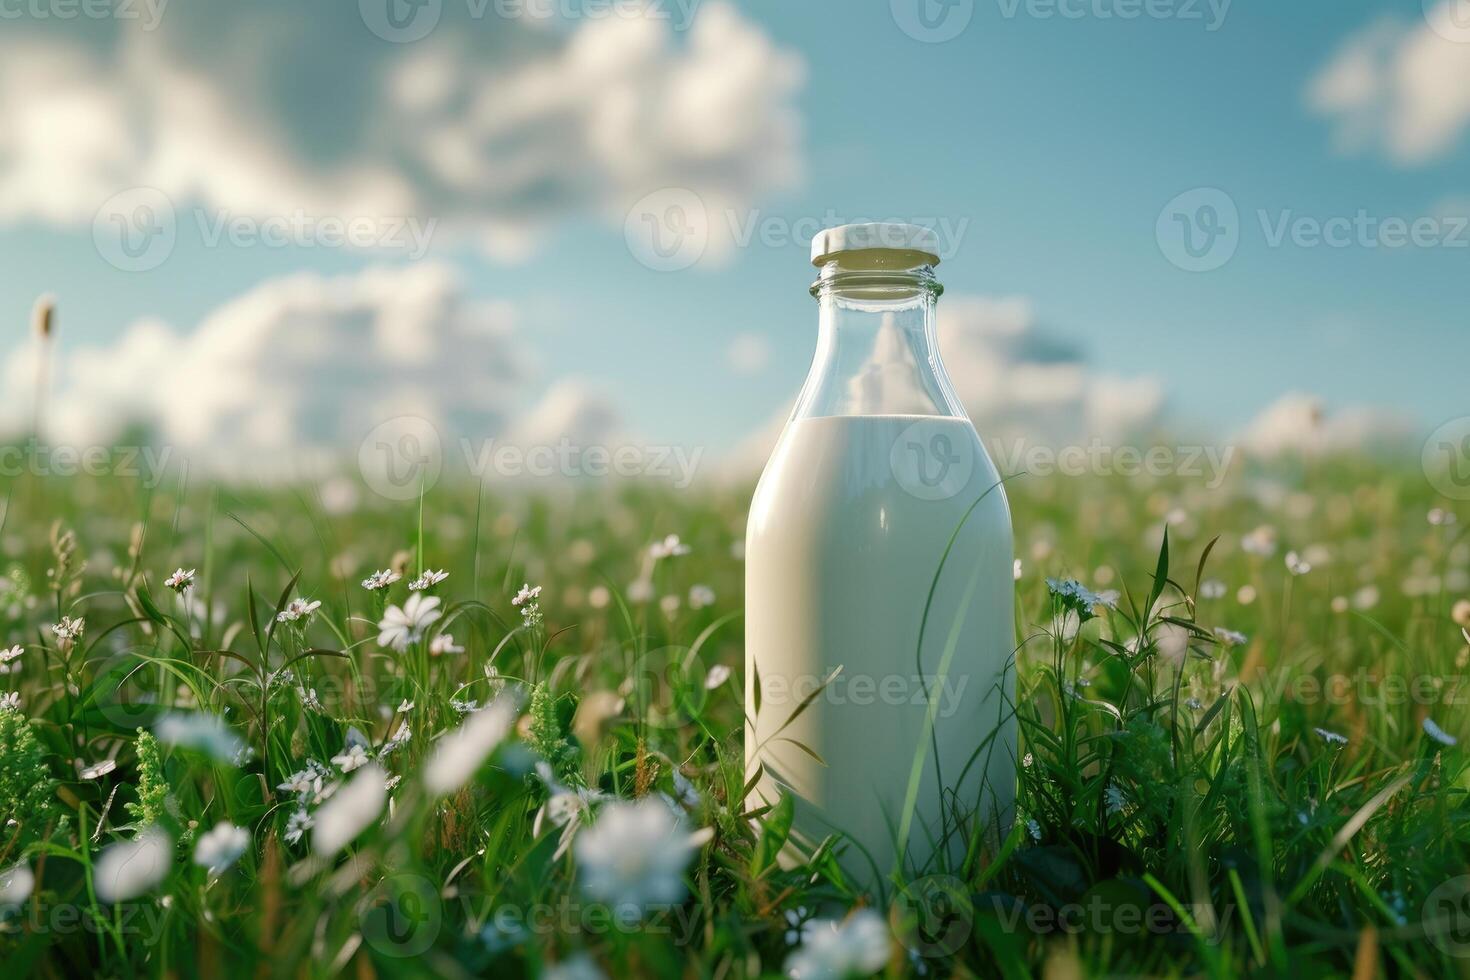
[810,222,942,268]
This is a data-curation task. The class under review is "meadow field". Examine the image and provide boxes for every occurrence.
[1,448,1468,978]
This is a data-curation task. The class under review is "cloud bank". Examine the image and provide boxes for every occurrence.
[0,1,803,259]
[1307,4,1470,165]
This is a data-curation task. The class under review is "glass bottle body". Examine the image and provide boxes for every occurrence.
[744,256,1016,883]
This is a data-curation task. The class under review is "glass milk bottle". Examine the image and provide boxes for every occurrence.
[745,223,1015,885]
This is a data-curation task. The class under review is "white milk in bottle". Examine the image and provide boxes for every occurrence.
[745,223,1016,886]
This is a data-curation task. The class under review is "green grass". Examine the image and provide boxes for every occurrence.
[0,453,1468,978]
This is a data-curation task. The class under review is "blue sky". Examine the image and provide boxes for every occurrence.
[0,0,1464,457]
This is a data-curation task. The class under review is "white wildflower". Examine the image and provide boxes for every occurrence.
[424,696,518,795]
[671,770,701,810]
[1199,579,1227,600]
[1214,628,1248,647]
[51,616,85,650]
[649,534,691,560]
[1026,818,1042,842]
[163,568,196,593]
[1013,558,1023,581]
[332,743,372,773]
[377,593,442,652]
[78,759,118,779]
[154,713,246,765]
[688,584,716,610]
[312,764,388,855]
[361,569,401,592]
[512,583,544,628]
[575,798,710,921]
[450,698,479,715]
[408,569,449,591]
[283,808,313,846]
[1285,551,1312,576]
[533,762,608,859]
[1155,622,1193,667]
[0,862,34,908]
[276,597,321,624]
[429,633,464,656]
[277,761,329,798]
[1424,717,1458,747]
[1241,525,1277,557]
[382,721,412,756]
[193,822,249,875]
[705,664,731,690]
[0,692,19,712]
[94,828,172,903]
[1314,727,1348,746]
[783,908,891,979]
[626,579,653,604]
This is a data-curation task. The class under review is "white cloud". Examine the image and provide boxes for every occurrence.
[1307,7,1470,165]
[0,1,804,257]
[725,333,772,375]
[936,296,1165,444]
[2,264,531,471]
[1236,392,1416,457]
[725,295,1165,475]
[505,379,628,451]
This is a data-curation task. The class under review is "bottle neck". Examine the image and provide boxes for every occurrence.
[791,261,967,421]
